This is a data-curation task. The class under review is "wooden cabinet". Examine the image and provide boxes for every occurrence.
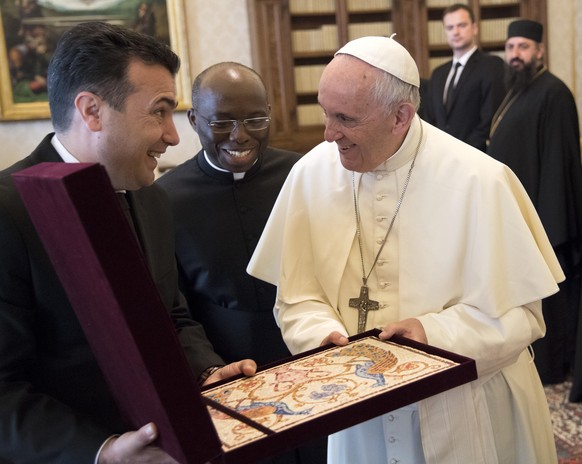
[248,0,546,154]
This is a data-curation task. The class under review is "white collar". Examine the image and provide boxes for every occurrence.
[375,116,423,173]
[203,150,246,180]
[51,134,79,163]
[51,135,128,193]
[454,46,478,67]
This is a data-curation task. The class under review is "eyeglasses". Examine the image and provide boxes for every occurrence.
[199,115,271,133]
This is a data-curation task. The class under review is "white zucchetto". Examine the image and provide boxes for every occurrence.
[335,35,420,88]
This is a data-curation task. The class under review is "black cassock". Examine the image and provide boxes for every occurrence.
[158,147,300,365]
[488,69,582,401]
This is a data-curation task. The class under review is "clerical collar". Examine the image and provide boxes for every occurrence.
[377,115,423,173]
[203,150,250,180]
[51,134,80,164]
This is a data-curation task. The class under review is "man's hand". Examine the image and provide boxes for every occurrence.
[98,423,178,464]
[379,318,427,344]
[320,331,349,347]
[204,359,257,386]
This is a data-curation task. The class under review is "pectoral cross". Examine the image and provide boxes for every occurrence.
[349,285,379,333]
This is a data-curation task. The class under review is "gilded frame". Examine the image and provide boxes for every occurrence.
[0,0,190,121]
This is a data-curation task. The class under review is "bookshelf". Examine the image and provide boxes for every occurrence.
[248,0,546,154]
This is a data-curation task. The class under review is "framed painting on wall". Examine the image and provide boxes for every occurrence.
[0,0,190,121]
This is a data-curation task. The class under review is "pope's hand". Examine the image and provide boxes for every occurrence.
[320,331,349,347]
[379,318,427,344]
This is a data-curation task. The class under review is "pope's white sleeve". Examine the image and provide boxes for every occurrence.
[418,300,544,377]
[274,296,348,355]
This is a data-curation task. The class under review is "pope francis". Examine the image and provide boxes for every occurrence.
[248,36,561,464]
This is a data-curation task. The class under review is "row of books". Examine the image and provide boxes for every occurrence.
[292,17,514,55]
[292,21,393,54]
[348,21,393,41]
[292,25,338,53]
[427,17,518,46]
[426,0,518,6]
[346,0,392,11]
[289,0,335,14]
[297,104,325,126]
[289,0,392,14]
[479,17,517,42]
[289,0,518,14]
[294,65,326,94]
[479,0,519,4]
[293,21,391,95]
[292,0,519,12]
[427,20,447,46]
[426,0,468,6]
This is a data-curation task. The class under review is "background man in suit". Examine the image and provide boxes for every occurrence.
[157,61,327,464]
[426,3,505,151]
[0,22,254,464]
[487,19,582,402]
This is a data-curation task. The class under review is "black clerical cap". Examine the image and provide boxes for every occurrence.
[507,19,543,42]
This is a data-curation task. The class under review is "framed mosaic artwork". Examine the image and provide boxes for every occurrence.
[0,0,190,121]
[13,162,478,463]
[201,332,477,462]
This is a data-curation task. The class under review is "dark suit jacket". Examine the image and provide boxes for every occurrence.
[0,134,224,463]
[426,50,505,151]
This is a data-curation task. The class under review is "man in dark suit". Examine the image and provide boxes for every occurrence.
[0,22,254,464]
[426,3,505,152]
[157,62,327,464]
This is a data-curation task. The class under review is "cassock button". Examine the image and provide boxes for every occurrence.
[376,194,383,201]
[376,216,384,223]
[388,436,396,443]
[376,174,384,180]
[387,414,395,421]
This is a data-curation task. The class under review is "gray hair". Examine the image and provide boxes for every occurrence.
[371,66,420,115]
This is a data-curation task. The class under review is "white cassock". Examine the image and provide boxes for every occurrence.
[248,115,562,464]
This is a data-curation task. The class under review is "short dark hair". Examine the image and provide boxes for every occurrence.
[191,62,266,109]
[442,3,475,23]
[48,21,180,132]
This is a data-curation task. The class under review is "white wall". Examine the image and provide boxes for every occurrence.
[0,119,54,168]
[548,0,581,114]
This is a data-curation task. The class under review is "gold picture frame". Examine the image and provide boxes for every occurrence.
[0,0,190,121]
